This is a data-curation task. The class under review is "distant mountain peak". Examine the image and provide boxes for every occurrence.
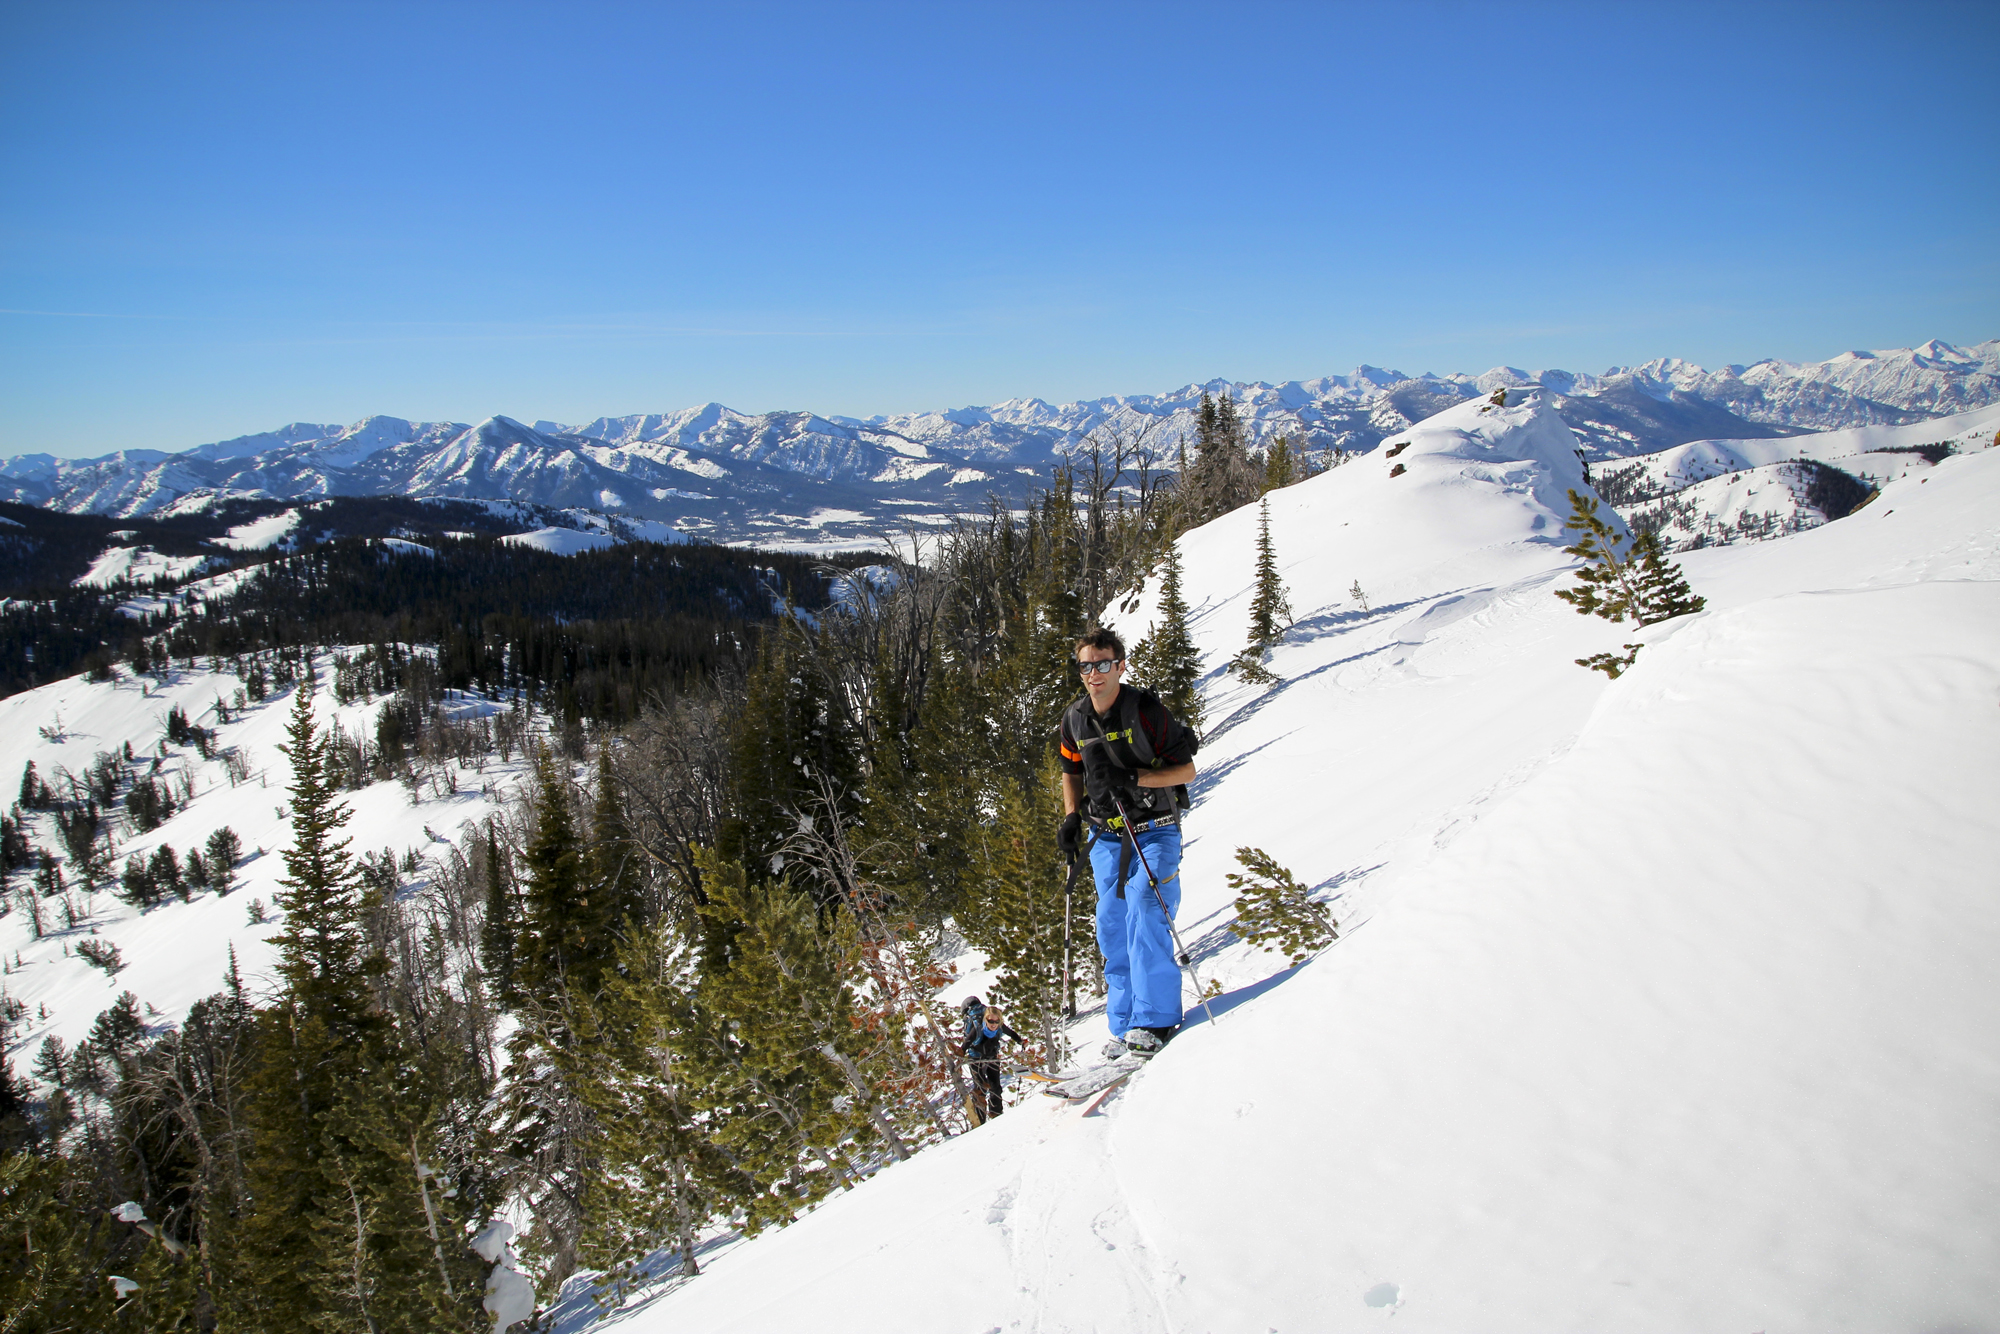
[12,337,1993,548]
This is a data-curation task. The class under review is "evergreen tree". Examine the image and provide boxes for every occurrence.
[1554,489,1705,678]
[498,753,621,1292]
[1628,530,1705,621]
[1126,548,1204,736]
[204,825,242,893]
[1226,846,1337,966]
[1263,432,1297,492]
[959,751,1089,1062]
[723,628,862,882]
[478,829,518,1007]
[1231,499,1293,684]
[232,686,471,1332]
[568,922,749,1287]
[586,747,645,951]
[673,848,868,1233]
[516,751,611,1001]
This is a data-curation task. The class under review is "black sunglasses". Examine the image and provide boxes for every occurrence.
[1076,658,1123,676]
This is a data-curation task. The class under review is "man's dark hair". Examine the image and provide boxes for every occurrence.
[1075,627,1125,659]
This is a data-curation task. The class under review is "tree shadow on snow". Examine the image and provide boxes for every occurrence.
[1280,591,1442,648]
[544,1227,748,1332]
[1177,861,1385,1033]
[1185,734,1293,806]
[1201,641,1396,746]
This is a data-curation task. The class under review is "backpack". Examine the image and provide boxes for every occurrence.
[1064,686,1196,823]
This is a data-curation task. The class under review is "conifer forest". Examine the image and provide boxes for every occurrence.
[0,404,1340,1329]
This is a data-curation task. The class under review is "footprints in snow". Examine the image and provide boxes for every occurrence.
[985,1181,1017,1230]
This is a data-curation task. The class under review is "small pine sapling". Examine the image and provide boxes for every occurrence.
[1349,579,1370,613]
[1553,489,1706,678]
[1230,500,1293,685]
[1226,847,1337,966]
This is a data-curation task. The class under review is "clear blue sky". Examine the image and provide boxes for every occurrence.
[3,0,1995,458]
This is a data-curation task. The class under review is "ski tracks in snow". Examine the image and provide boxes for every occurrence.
[987,1091,1194,1332]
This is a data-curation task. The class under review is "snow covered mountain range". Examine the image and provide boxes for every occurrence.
[4,338,1993,549]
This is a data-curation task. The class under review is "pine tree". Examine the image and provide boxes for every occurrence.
[959,751,1089,1063]
[675,848,868,1233]
[568,922,749,1288]
[1127,549,1204,736]
[586,747,645,952]
[516,750,615,1002]
[499,753,621,1292]
[1554,489,1705,678]
[267,686,375,1022]
[1226,847,1337,966]
[1629,530,1705,621]
[1230,499,1293,684]
[231,686,470,1332]
[1263,432,1297,492]
[478,829,518,1007]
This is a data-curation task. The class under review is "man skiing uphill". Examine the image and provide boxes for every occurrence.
[1058,628,1198,1061]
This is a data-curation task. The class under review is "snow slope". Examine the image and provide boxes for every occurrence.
[0,660,532,1065]
[599,394,1999,1331]
[1606,397,2000,497]
[73,546,219,588]
[498,527,618,556]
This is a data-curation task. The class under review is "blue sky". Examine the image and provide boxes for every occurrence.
[3,0,1995,457]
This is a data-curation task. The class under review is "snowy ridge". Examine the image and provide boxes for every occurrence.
[586,395,2000,1331]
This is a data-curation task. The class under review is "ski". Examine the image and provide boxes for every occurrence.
[1079,1070,1137,1115]
[1041,1054,1145,1101]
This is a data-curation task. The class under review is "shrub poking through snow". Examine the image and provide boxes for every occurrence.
[75,938,123,977]
[1227,847,1337,966]
[1554,489,1705,678]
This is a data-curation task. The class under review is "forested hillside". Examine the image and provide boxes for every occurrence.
[0,398,1305,1329]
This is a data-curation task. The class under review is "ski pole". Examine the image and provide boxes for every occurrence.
[1062,852,1075,1020]
[1102,784,1219,1028]
[1060,845,1089,1020]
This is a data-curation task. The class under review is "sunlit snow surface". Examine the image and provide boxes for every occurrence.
[497,526,619,556]
[213,508,302,551]
[583,391,1999,1332]
[73,546,219,588]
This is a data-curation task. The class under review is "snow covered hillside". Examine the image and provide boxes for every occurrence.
[595,392,1999,1331]
[0,658,533,1064]
[1599,399,2000,551]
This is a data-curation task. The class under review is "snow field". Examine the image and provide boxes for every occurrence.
[499,527,619,556]
[74,545,220,589]
[0,655,534,1064]
[605,392,2000,1332]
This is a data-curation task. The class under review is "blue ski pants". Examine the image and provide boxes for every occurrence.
[1091,825,1184,1035]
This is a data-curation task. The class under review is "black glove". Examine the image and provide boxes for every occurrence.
[1082,743,1136,796]
[1057,810,1083,858]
